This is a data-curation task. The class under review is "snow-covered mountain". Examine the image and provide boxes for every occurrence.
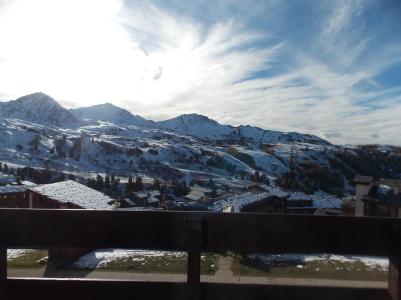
[0,93,329,145]
[236,125,330,145]
[1,93,401,198]
[0,93,80,128]
[71,103,152,127]
[157,114,235,140]
[157,113,330,145]
[0,93,337,186]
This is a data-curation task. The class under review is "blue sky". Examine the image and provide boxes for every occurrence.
[0,0,400,145]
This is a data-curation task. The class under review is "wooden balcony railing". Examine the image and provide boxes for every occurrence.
[1,208,401,299]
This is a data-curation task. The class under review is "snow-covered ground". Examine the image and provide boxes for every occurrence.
[73,249,187,269]
[72,249,388,273]
[7,249,36,260]
[247,253,388,271]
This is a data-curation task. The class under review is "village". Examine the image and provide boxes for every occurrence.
[2,161,400,218]
[0,162,343,214]
[1,160,398,288]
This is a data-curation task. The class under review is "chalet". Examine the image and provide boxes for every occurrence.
[241,195,287,213]
[218,185,341,214]
[184,186,213,202]
[119,197,137,208]
[27,180,114,264]
[132,190,161,207]
[354,175,401,217]
[29,180,113,210]
[241,195,316,214]
[286,197,315,214]
[0,185,29,208]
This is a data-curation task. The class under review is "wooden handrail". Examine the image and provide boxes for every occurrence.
[0,208,400,300]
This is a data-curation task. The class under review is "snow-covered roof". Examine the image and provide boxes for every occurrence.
[148,196,159,204]
[289,192,342,209]
[30,180,113,210]
[214,192,274,212]
[185,191,206,201]
[192,186,213,193]
[135,192,147,198]
[21,180,36,187]
[213,185,342,212]
[0,173,15,184]
[378,184,393,195]
[259,185,290,197]
[116,207,158,211]
[353,175,374,185]
[184,185,213,201]
[149,190,161,197]
[0,185,27,194]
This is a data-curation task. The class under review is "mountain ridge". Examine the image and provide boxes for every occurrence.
[1,93,330,146]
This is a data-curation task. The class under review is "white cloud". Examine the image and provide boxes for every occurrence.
[320,0,373,67]
[0,0,400,145]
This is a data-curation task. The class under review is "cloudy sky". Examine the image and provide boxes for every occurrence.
[0,0,400,145]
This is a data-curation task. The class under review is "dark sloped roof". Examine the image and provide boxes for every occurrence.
[379,178,401,189]
[363,195,401,207]
[353,175,374,185]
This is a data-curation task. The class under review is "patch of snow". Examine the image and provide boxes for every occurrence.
[378,184,393,195]
[247,253,388,271]
[7,249,36,260]
[73,249,187,269]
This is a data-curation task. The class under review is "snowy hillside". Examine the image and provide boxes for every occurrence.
[1,92,400,198]
[236,125,330,146]
[71,103,152,127]
[0,93,81,128]
[0,114,344,199]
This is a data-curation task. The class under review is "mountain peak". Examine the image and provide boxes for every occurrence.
[0,93,80,128]
[157,113,233,139]
[91,102,120,109]
[177,113,215,123]
[14,92,59,106]
[70,103,149,126]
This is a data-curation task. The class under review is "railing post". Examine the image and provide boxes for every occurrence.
[0,247,6,283]
[389,226,401,300]
[389,249,401,300]
[186,216,202,300]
